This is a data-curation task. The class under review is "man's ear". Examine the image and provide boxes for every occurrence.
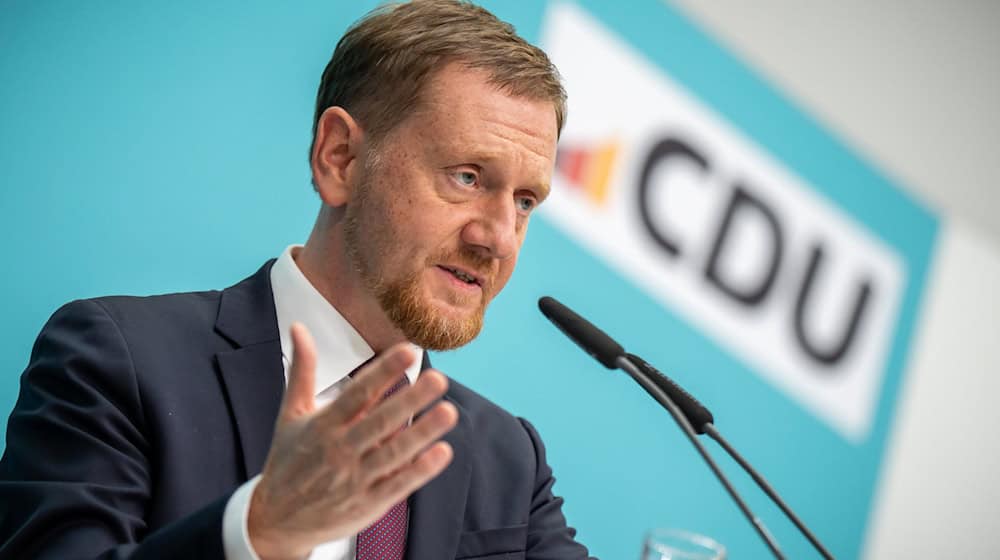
[310,106,364,207]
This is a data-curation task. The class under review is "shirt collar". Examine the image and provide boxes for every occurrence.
[270,245,423,396]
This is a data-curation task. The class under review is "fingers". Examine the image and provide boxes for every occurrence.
[342,369,451,451]
[358,399,458,482]
[368,441,454,508]
[253,335,457,554]
[280,322,318,420]
[320,343,418,426]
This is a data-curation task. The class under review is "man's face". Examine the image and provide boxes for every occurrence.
[343,63,558,350]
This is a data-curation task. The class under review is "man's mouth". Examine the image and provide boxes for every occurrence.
[438,265,481,286]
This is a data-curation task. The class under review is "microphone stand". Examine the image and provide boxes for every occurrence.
[703,424,835,560]
[628,353,836,560]
[616,355,786,559]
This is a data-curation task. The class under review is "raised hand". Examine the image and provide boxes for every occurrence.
[248,323,458,560]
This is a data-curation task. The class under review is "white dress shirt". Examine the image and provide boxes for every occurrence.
[222,245,423,560]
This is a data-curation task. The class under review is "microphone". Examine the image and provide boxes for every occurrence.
[537,296,786,559]
[538,296,835,560]
[538,296,622,368]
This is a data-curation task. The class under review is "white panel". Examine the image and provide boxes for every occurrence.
[864,222,1000,558]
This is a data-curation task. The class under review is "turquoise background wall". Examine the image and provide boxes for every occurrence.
[0,2,937,558]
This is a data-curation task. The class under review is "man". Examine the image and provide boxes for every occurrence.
[0,1,594,559]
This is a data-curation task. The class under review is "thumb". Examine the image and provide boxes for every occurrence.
[281,322,317,420]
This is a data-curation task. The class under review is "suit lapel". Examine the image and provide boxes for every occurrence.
[214,260,286,479]
[216,343,284,478]
[406,357,472,560]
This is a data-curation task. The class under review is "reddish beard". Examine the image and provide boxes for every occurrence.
[376,246,494,351]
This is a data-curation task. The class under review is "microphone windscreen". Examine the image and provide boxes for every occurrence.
[538,296,624,369]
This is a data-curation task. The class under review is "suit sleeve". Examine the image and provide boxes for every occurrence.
[0,299,228,559]
[518,418,597,560]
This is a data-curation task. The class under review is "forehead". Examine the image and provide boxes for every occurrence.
[399,64,559,165]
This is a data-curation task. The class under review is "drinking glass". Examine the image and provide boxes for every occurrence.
[641,528,726,560]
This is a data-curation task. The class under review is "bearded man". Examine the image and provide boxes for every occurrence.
[0,1,595,559]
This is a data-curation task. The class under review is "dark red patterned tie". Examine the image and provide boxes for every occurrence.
[354,370,410,560]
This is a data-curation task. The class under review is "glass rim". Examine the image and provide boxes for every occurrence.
[645,527,726,559]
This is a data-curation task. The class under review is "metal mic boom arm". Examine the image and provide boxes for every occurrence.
[627,355,836,560]
[615,355,787,560]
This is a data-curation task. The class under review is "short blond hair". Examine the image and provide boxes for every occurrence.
[311,0,566,152]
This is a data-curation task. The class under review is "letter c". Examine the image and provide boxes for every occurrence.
[637,137,711,257]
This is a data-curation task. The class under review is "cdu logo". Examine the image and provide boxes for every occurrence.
[632,136,872,368]
[543,3,907,442]
[556,140,620,207]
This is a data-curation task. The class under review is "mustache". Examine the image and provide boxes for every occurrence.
[435,246,497,287]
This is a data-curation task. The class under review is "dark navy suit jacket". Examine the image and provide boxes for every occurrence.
[0,261,592,560]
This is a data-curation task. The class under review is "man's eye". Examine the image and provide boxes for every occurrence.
[516,196,537,213]
[455,171,478,186]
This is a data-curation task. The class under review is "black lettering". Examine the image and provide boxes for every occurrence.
[704,185,783,306]
[793,244,873,367]
[637,138,710,257]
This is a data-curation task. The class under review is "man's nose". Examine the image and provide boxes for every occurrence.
[461,194,519,260]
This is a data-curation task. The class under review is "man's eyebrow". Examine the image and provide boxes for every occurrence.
[459,148,504,163]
